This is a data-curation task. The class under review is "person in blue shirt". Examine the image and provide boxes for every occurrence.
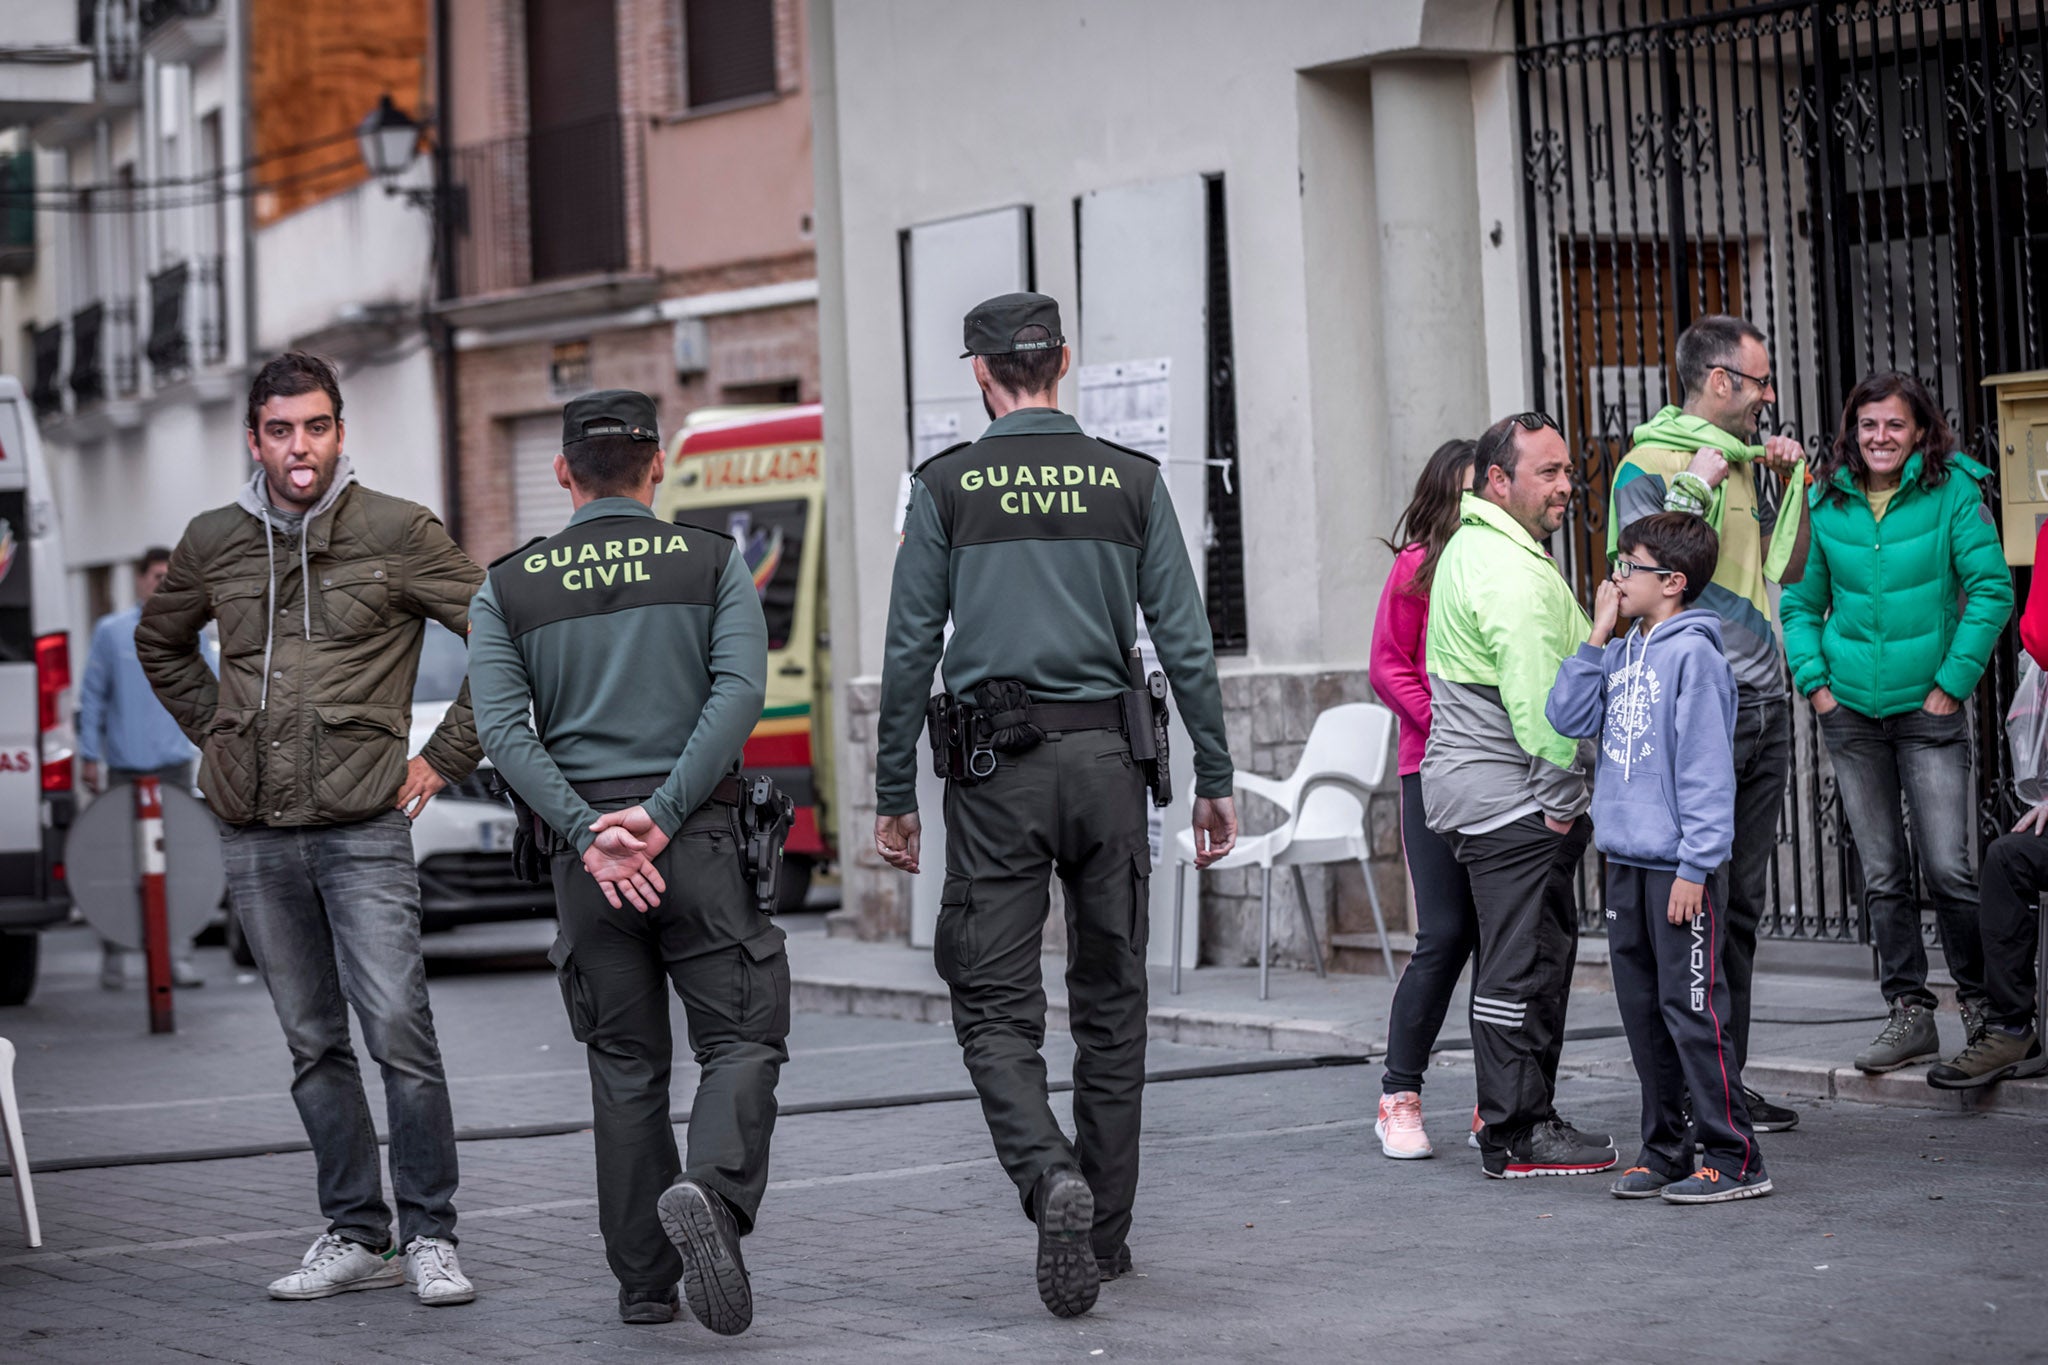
[79,547,204,989]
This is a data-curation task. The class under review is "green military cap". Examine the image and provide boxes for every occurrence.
[960,292,1065,358]
[562,389,661,446]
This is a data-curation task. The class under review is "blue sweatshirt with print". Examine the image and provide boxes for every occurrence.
[1544,608,1737,884]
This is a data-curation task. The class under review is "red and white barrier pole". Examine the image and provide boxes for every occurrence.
[135,776,174,1035]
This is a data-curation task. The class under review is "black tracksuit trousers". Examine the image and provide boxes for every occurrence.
[1444,812,1590,1139]
[1605,863,1763,1181]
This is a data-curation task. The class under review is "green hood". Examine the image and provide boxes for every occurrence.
[1630,405,1806,582]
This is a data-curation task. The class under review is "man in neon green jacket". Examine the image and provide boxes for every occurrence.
[1422,413,1608,1179]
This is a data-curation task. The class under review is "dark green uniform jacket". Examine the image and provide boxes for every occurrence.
[467,497,768,854]
[875,407,1232,817]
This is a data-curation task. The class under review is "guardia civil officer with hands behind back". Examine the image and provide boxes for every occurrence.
[876,293,1239,1318]
[466,391,786,1337]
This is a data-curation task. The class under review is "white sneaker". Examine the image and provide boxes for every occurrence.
[1375,1091,1434,1159]
[404,1235,476,1306]
[267,1232,404,1300]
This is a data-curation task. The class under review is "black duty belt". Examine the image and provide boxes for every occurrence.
[569,774,744,807]
[1023,698,1126,733]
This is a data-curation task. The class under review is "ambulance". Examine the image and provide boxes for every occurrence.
[655,405,832,909]
[0,376,74,1004]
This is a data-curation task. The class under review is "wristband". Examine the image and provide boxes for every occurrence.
[1666,471,1713,514]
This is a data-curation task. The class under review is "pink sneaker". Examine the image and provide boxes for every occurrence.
[1468,1105,1483,1150]
[1375,1091,1433,1159]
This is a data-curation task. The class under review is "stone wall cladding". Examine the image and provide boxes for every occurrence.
[832,664,1407,972]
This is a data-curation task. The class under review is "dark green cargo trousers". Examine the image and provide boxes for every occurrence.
[549,801,791,1296]
[937,727,1151,1257]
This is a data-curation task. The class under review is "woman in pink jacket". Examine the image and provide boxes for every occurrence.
[1369,438,1478,1159]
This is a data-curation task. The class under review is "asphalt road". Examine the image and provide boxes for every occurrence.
[1,926,2043,1363]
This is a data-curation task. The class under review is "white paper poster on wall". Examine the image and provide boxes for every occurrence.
[913,411,961,466]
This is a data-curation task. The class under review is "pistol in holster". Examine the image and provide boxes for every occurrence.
[1122,649,1172,809]
[739,774,796,915]
[487,770,557,885]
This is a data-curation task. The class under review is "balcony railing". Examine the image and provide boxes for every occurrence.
[447,114,646,299]
[78,0,139,86]
[68,302,104,406]
[146,262,188,375]
[28,323,63,416]
[142,256,225,379]
[108,298,137,395]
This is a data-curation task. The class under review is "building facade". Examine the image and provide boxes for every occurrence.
[812,0,2048,972]
[441,0,818,567]
[2,0,442,631]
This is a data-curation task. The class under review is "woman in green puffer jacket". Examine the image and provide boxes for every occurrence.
[1781,371,2013,1078]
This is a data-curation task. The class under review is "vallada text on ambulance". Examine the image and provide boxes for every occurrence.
[655,405,832,909]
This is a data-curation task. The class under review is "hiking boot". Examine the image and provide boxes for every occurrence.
[1609,1166,1675,1199]
[266,1232,402,1300]
[1661,1166,1773,1204]
[1032,1166,1100,1318]
[1467,1106,1482,1150]
[1097,1244,1134,1283]
[618,1287,680,1324]
[1854,1001,1940,1073]
[1743,1088,1800,1133]
[403,1235,474,1306]
[657,1180,752,1337]
[1927,1026,2048,1090]
[1481,1120,1617,1178]
[1959,998,1990,1048]
[1376,1091,1433,1159]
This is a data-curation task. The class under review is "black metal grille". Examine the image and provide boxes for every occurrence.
[1516,0,2047,941]
[146,261,188,376]
[448,116,645,298]
[28,323,62,416]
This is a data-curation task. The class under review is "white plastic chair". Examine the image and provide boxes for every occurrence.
[0,1038,39,1246]
[1171,702,1399,999]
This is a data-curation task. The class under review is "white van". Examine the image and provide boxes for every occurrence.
[0,376,75,1005]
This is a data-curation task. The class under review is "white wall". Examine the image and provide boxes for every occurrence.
[819,0,1524,689]
[253,173,435,353]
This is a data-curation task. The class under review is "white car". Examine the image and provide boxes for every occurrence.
[224,622,553,966]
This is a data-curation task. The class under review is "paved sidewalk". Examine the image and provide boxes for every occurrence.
[790,927,2048,1119]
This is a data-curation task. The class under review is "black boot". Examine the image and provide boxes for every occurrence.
[1032,1167,1100,1318]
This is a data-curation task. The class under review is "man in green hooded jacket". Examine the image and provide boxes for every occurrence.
[1606,314,1809,1133]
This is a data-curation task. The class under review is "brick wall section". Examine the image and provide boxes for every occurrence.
[833,665,1408,971]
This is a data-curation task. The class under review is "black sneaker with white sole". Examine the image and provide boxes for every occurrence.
[657,1180,753,1337]
[1033,1167,1100,1318]
[1481,1120,1619,1178]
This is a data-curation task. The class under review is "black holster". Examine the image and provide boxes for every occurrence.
[1122,651,1172,809]
[740,775,796,915]
[491,772,556,885]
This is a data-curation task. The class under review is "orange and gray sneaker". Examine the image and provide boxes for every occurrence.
[1661,1165,1773,1204]
[1375,1091,1433,1159]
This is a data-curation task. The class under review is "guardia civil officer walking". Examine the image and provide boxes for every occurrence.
[874,294,1239,1318]
[466,391,783,1336]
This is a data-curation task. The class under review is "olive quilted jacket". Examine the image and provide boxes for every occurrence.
[1780,452,2014,718]
[137,461,484,827]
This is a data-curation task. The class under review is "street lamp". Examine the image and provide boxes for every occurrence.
[356,94,422,185]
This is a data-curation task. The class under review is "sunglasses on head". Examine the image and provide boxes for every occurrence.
[1473,411,1561,486]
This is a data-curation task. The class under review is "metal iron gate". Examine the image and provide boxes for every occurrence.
[1515,0,2048,940]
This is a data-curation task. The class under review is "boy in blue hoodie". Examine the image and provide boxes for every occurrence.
[1547,512,1771,1204]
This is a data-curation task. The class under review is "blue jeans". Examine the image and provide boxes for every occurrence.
[1817,704,1987,1008]
[221,809,459,1247]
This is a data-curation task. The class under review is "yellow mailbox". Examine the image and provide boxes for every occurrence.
[1986,370,2048,566]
